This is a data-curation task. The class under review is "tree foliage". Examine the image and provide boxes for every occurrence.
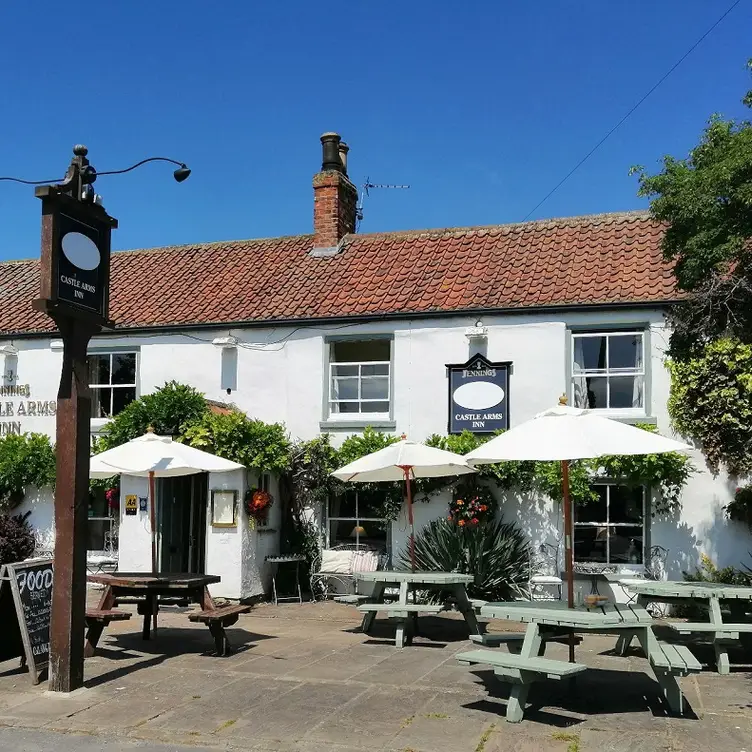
[0,433,56,512]
[183,410,290,474]
[0,511,35,565]
[633,62,752,357]
[668,338,752,476]
[94,381,207,451]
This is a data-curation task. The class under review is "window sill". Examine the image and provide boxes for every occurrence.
[320,420,396,431]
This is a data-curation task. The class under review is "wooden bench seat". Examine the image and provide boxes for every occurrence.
[471,632,583,654]
[667,622,752,638]
[84,608,131,657]
[648,641,701,714]
[188,604,252,656]
[456,649,587,723]
[357,603,446,648]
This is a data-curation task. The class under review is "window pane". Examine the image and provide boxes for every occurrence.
[332,378,358,400]
[328,493,357,519]
[91,388,110,418]
[576,487,607,523]
[574,527,607,563]
[89,354,110,386]
[358,489,388,519]
[112,387,136,416]
[361,377,389,400]
[361,363,389,376]
[329,519,356,546]
[335,402,362,413]
[363,401,389,414]
[332,339,390,363]
[332,364,358,377]
[609,376,642,408]
[87,519,110,551]
[609,335,642,370]
[584,377,608,409]
[112,353,136,384]
[575,336,607,372]
[610,486,644,524]
[609,527,643,564]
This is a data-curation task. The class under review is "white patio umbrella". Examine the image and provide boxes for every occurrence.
[90,430,244,573]
[464,400,690,621]
[331,439,476,570]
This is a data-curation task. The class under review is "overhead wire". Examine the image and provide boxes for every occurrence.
[520,0,744,222]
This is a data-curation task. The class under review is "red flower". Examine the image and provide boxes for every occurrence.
[472,517,479,524]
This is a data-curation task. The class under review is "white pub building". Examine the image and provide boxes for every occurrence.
[0,133,748,600]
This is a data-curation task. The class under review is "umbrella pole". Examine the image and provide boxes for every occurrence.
[149,471,158,635]
[561,460,576,663]
[403,467,416,572]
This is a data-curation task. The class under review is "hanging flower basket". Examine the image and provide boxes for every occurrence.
[244,488,273,529]
[447,484,496,527]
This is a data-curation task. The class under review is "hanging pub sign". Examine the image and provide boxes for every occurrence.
[33,187,117,326]
[446,354,510,434]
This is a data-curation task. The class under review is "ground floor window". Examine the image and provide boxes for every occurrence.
[573,484,645,565]
[87,487,118,553]
[327,490,388,551]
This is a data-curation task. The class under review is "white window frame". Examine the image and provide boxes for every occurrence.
[89,351,138,419]
[572,482,647,567]
[571,330,646,414]
[327,491,388,549]
[327,339,392,421]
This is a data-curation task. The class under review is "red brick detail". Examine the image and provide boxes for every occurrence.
[0,212,678,335]
[313,170,358,249]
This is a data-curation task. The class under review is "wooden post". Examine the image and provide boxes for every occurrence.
[561,459,576,663]
[148,470,158,635]
[48,316,99,692]
[402,467,416,571]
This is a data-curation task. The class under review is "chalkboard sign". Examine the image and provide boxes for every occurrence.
[0,558,53,684]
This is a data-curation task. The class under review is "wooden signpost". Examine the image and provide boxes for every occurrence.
[0,558,54,684]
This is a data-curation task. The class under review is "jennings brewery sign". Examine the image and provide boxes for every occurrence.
[447,355,510,434]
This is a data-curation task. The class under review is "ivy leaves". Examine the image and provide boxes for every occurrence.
[668,338,752,477]
[0,433,56,512]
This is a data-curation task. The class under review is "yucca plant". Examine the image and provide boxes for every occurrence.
[399,517,530,601]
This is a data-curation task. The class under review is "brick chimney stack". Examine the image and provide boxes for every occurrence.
[313,133,358,253]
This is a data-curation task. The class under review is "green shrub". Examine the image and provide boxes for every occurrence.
[0,511,35,565]
[0,433,56,512]
[399,517,530,601]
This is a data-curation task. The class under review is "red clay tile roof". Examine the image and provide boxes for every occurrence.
[0,211,676,336]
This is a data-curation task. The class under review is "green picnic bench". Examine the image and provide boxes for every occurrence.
[457,648,587,723]
[470,631,582,654]
[358,603,445,647]
[188,604,252,656]
[649,641,702,713]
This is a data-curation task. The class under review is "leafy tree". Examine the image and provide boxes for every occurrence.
[183,410,290,474]
[633,61,752,357]
[0,511,35,565]
[0,433,56,511]
[94,381,207,451]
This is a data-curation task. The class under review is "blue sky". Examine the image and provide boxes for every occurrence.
[0,1,750,260]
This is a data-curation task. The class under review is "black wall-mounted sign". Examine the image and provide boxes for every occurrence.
[0,558,53,684]
[447,354,510,434]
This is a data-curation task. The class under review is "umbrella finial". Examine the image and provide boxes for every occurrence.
[559,394,568,406]
[146,425,155,433]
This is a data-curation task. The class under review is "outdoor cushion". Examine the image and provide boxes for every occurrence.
[351,550,379,573]
[320,549,353,574]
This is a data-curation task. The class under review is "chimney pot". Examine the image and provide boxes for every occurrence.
[320,132,342,172]
[338,142,349,175]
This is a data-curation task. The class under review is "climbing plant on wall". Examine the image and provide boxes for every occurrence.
[0,433,56,512]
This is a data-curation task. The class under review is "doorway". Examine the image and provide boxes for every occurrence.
[157,473,207,574]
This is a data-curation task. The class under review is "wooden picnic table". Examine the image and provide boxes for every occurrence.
[87,572,221,644]
[624,580,752,675]
[472,600,699,721]
[355,570,481,648]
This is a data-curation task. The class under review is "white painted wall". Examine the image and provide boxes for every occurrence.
[205,469,245,599]
[117,475,152,572]
[4,306,751,591]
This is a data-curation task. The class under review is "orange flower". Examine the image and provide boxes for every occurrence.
[480,505,488,512]
[458,519,466,527]
[456,500,463,506]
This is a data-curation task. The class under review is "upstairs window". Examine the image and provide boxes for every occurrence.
[328,339,391,418]
[89,352,137,418]
[572,332,644,410]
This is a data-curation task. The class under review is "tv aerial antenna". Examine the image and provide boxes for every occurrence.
[356,176,410,230]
